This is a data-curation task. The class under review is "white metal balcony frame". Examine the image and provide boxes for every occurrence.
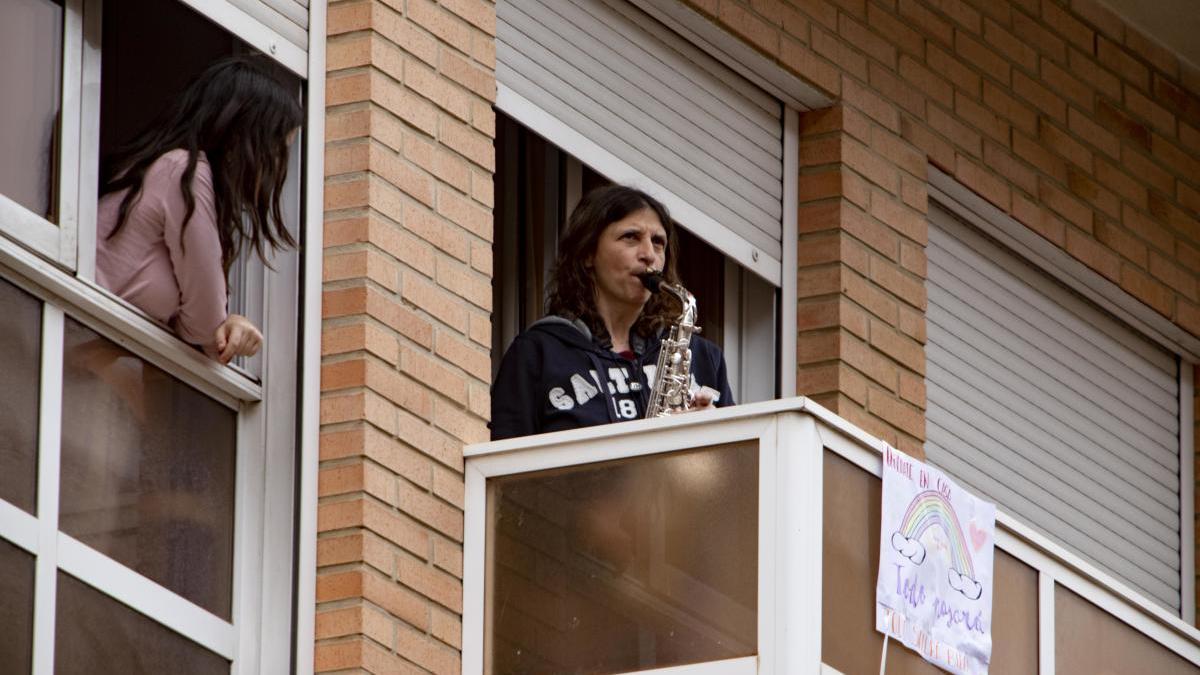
[463,398,1200,674]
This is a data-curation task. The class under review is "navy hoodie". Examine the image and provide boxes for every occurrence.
[490,316,734,440]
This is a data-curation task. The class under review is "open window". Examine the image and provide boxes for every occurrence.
[491,113,780,407]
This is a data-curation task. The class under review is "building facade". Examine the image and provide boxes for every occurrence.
[1,0,1199,672]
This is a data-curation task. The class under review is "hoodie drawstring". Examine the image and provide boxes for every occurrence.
[585,352,619,424]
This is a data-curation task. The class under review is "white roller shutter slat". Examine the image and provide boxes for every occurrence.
[927,436,1180,609]
[229,0,308,50]
[496,44,782,259]
[504,0,781,218]
[926,205,1182,613]
[928,279,1179,463]
[933,227,1178,405]
[497,0,784,278]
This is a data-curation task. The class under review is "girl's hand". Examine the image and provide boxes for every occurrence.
[214,314,262,364]
[688,386,719,412]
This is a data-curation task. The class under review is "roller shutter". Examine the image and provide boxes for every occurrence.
[229,0,309,51]
[496,0,784,284]
[926,204,1182,612]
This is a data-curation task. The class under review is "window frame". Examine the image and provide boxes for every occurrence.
[0,0,323,671]
[928,166,1200,624]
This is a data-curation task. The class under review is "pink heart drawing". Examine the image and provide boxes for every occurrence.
[969,522,988,552]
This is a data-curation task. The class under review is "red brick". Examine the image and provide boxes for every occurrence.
[1039,118,1093,170]
[1152,133,1200,179]
[441,0,496,35]
[901,115,956,172]
[1096,99,1151,150]
[843,137,900,193]
[1097,36,1150,91]
[842,76,900,132]
[867,3,924,56]
[1122,203,1176,254]
[1070,159,1130,220]
[1126,86,1176,135]
[1013,191,1068,246]
[1013,71,1066,123]
[1153,74,1200,127]
[983,17,1037,72]
[1067,48,1122,100]
[984,141,1037,195]
[927,43,981,97]
[1125,27,1179,80]
[929,0,982,33]
[956,152,1011,210]
[868,385,925,439]
[956,30,1010,86]
[1094,158,1148,208]
[1070,0,1125,41]
[1149,252,1198,300]
[1065,227,1120,282]
[928,103,982,157]
[870,187,927,244]
[839,12,896,68]
[1040,177,1093,231]
[720,0,780,56]
[898,0,953,46]
[1120,263,1174,317]
[780,39,842,96]
[1013,9,1066,63]
[1093,218,1148,267]
[1120,145,1174,194]
[1180,182,1200,218]
[983,81,1037,134]
[1043,58,1092,110]
[868,62,925,118]
[954,91,1008,144]
[899,55,953,109]
[1041,0,1093,52]
[1066,107,1120,160]
[869,316,926,374]
[812,27,868,82]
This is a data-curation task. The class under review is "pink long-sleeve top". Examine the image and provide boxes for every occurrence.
[96,149,227,350]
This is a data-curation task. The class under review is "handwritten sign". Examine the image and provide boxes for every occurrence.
[876,446,996,675]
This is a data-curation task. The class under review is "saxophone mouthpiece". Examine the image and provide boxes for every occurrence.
[637,270,663,293]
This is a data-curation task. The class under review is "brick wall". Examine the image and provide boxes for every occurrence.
[316,0,496,671]
[683,0,1200,616]
[686,0,1200,614]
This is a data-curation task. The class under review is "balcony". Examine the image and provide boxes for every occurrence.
[462,398,1200,674]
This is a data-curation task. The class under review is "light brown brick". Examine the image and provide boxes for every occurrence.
[780,38,842,96]
[866,3,924,56]
[1125,27,1178,80]
[984,141,1037,195]
[1120,145,1174,194]
[1013,9,1066,63]
[1120,263,1174,317]
[870,317,925,374]
[955,153,1010,210]
[898,0,953,46]
[1067,48,1122,100]
[870,187,927,244]
[899,55,953,109]
[927,43,981,97]
[1013,191,1068,246]
[868,384,925,439]
[812,27,868,82]
[1065,227,1121,281]
[1126,86,1176,135]
[839,12,896,68]
[720,0,780,55]
[1040,177,1093,231]
[927,103,983,157]
[1094,158,1148,208]
[955,30,1010,86]
[954,91,1008,144]
[1149,252,1198,300]
[1071,0,1125,41]
[1013,71,1066,123]
[1042,58,1092,111]
[867,62,925,118]
[1039,118,1093,170]
[1093,218,1148,267]
[1041,0,1093,52]
[843,137,900,193]
[901,116,955,171]
[842,76,900,132]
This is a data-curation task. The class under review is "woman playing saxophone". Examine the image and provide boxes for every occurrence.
[490,184,733,441]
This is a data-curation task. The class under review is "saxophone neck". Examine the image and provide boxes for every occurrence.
[638,271,697,325]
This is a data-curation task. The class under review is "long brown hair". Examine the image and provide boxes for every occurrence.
[546,184,682,338]
[100,56,302,274]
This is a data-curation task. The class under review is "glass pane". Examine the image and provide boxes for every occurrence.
[55,572,228,675]
[821,450,1038,674]
[487,441,758,674]
[60,318,236,619]
[0,0,62,220]
[0,538,35,672]
[0,278,41,514]
[1056,585,1196,674]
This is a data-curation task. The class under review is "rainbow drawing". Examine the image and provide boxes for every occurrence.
[896,490,975,580]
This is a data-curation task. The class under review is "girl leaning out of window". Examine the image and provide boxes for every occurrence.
[96,56,301,363]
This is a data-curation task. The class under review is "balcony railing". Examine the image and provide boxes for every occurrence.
[462,398,1200,674]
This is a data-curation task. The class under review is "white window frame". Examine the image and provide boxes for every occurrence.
[928,166,1200,623]
[0,0,322,671]
[463,398,1200,673]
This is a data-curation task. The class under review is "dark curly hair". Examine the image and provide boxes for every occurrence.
[546,184,682,339]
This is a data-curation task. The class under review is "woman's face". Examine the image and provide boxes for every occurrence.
[588,207,668,312]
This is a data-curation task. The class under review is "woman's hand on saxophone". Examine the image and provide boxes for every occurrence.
[688,386,719,412]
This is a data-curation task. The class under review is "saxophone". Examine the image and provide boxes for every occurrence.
[638,270,699,418]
